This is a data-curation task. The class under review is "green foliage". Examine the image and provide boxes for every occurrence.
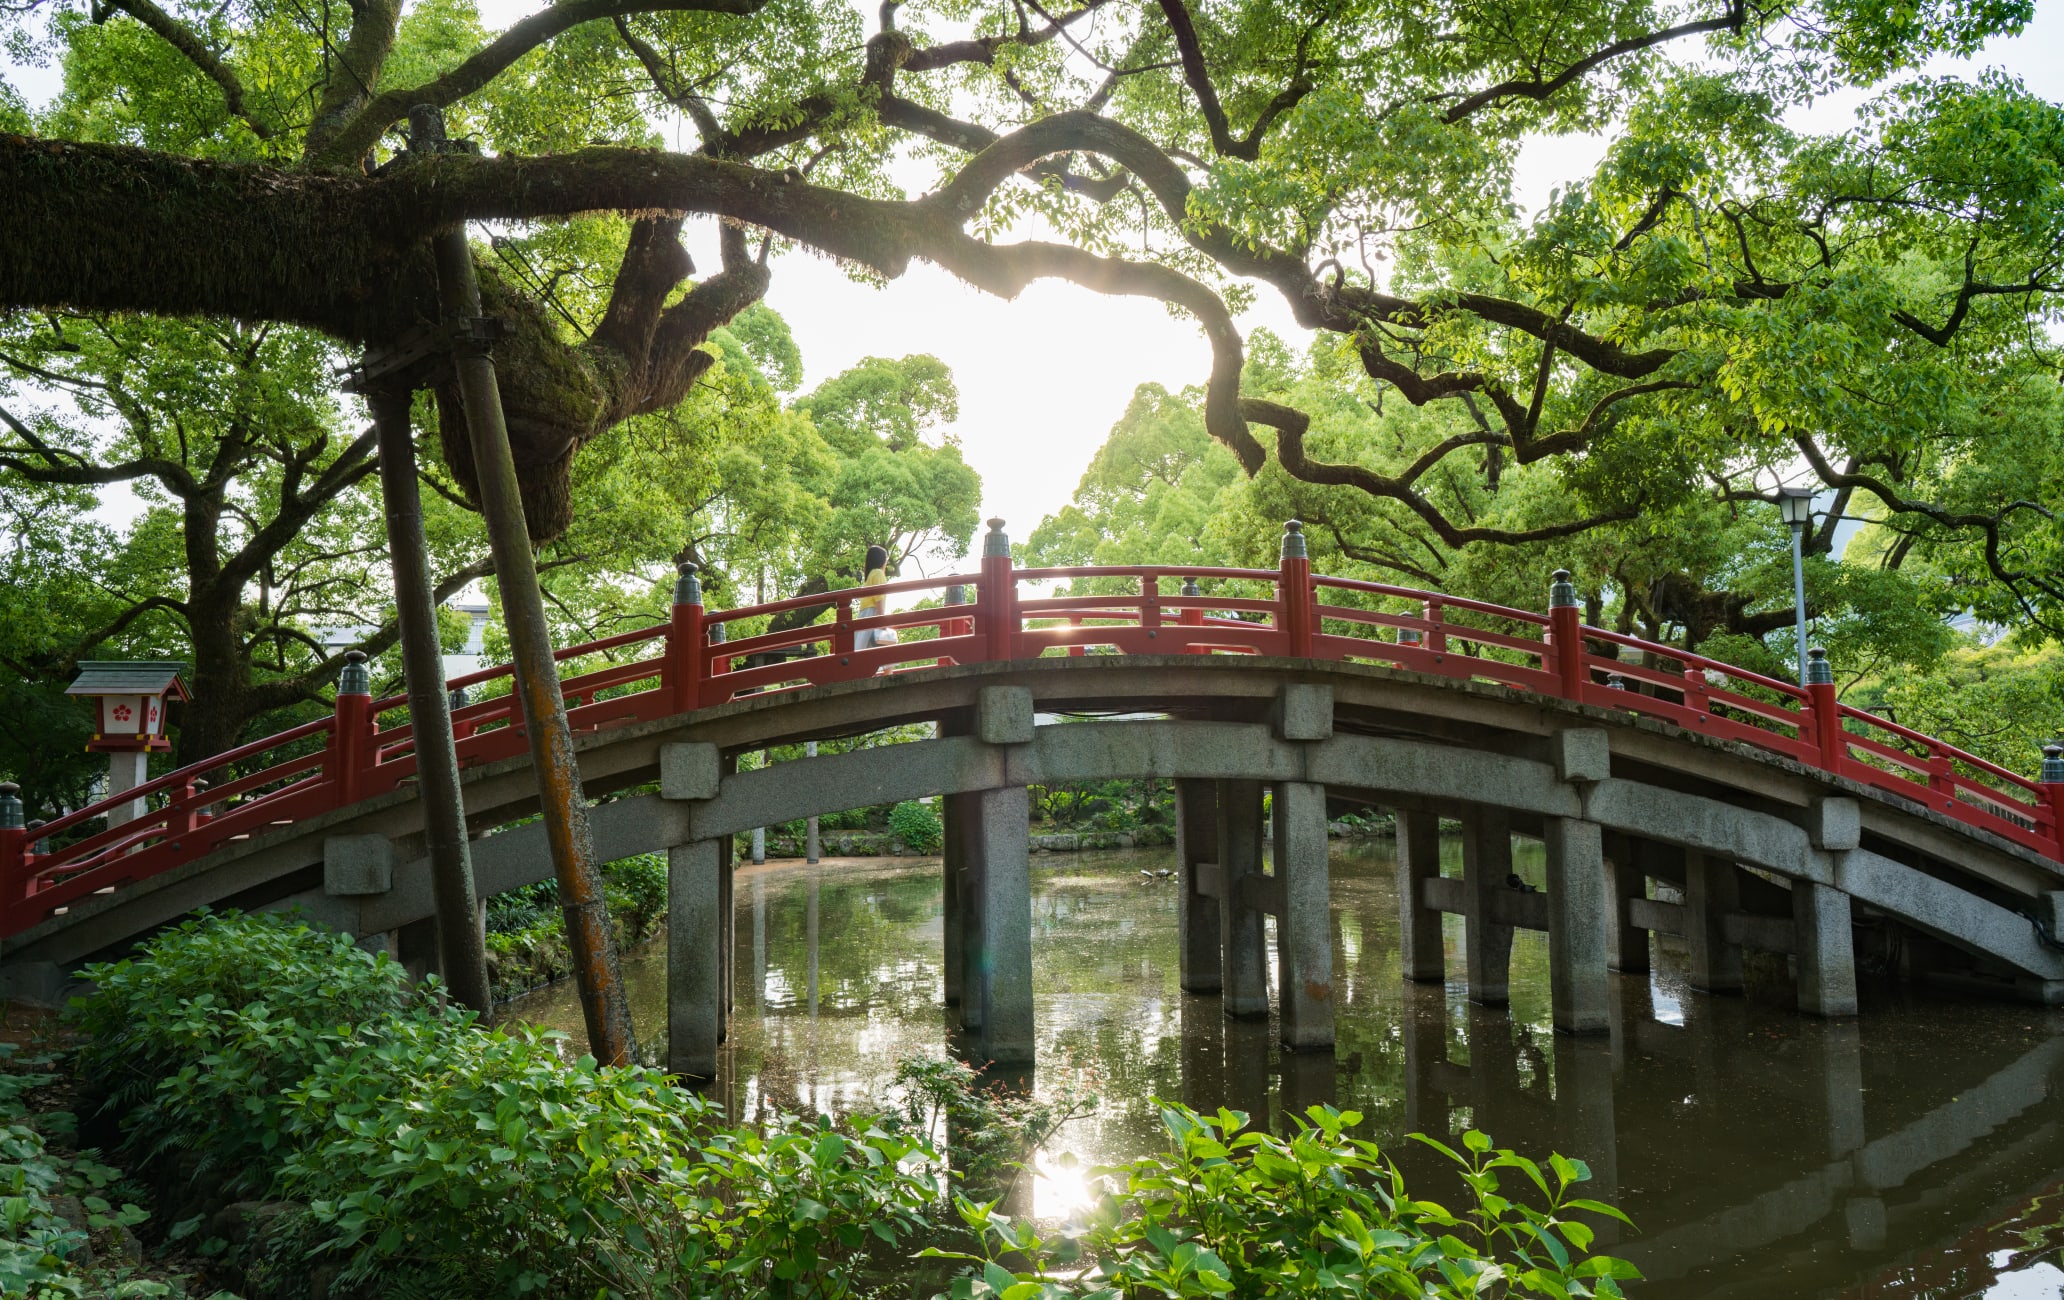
[892,1055,1097,1198]
[63,911,945,1298]
[1851,639,2064,770]
[889,799,945,854]
[928,1102,1637,1299]
[0,1044,212,1299]
[70,911,426,1195]
[481,855,672,998]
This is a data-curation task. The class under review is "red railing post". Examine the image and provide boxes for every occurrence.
[2040,744,2064,857]
[945,584,973,640]
[1423,598,1447,654]
[0,782,25,935]
[709,622,729,677]
[330,650,372,806]
[1180,577,1205,653]
[979,517,1015,662]
[668,562,705,714]
[833,600,856,661]
[1549,569,1585,699]
[1805,645,1844,772]
[1279,520,1314,658]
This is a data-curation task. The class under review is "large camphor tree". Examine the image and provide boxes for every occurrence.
[1,0,2059,633]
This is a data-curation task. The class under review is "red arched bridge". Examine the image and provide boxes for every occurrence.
[5,521,2061,1074]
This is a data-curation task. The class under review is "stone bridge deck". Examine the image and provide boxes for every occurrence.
[4,524,2062,1076]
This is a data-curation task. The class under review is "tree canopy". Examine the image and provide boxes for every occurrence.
[1,0,2060,642]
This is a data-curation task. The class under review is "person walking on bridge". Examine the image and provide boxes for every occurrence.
[855,544,895,650]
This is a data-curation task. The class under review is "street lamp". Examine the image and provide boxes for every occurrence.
[1776,485,1815,685]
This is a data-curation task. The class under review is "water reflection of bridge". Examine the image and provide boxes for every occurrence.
[1390,979,2064,1293]
[636,852,2062,1297]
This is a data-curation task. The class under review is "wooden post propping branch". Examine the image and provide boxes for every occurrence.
[367,384,492,1015]
[415,105,635,1066]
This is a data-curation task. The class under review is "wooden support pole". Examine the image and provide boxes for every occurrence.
[367,385,491,1014]
[421,105,632,1065]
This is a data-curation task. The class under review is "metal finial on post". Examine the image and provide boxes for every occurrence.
[945,583,967,606]
[1549,569,1579,609]
[982,517,1011,558]
[1280,519,1307,560]
[674,561,702,607]
[1182,577,1201,598]
[2040,743,2064,784]
[1607,672,1627,690]
[1804,645,1834,686]
[338,649,370,695]
[0,782,22,830]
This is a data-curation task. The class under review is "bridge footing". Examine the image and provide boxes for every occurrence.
[1463,810,1514,1007]
[1174,779,1223,995]
[1545,819,1609,1035]
[1686,850,1745,993]
[1272,780,1334,1050]
[1397,810,1446,983]
[1793,880,1859,1017]
[967,786,1034,1065]
[1217,779,1269,1019]
[668,839,723,1080]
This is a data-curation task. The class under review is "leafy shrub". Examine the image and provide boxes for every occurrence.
[274,1013,710,1294]
[893,1056,1095,1198]
[65,911,944,1299]
[889,799,944,853]
[70,911,425,1193]
[0,1045,197,1298]
[484,880,557,934]
[931,1102,1638,1298]
[603,852,668,934]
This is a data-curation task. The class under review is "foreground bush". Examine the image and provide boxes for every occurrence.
[67,911,1637,1299]
[931,1104,1639,1298]
[70,912,936,1297]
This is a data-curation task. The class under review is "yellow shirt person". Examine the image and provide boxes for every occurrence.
[855,544,894,648]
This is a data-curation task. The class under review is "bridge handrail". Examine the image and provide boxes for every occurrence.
[1575,627,1810,702]
[25,715,335,848]
[8,521,2062,940]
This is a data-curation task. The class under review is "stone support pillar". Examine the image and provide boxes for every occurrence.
[668,838,722,1079]
[1544,817,1610,1034]
[1463,808,1514,1007]
[1685,849,1743,993]
[1271,780,1334,1050]
[1174,779,1224,994]
[1397,809,1446,982]
[1605,847,1650,974]
[804,741,820,864]
[1216,779,1270,1019]
[942,791,971,1008]
[971,785,1034,1064]
[718,836,734,1024]
[1794,879,1859,1017]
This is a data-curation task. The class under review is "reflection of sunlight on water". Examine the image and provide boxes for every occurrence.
[1032,1151,1098,1220]
[1651,986,1685,1027]
[1983,1256,2064,1298]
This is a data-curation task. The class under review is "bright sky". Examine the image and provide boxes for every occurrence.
[5,6,2062,544]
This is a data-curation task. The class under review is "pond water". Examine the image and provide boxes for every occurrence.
[506,840,2064,1299]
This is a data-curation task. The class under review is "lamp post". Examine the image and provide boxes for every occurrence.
[1776,486,1815,685]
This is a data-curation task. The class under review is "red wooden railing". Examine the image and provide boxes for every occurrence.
[5,518,2061,939]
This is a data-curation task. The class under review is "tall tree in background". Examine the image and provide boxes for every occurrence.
[1,0,2056,636]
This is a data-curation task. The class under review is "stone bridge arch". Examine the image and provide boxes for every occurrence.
[12,656,2057,1078]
